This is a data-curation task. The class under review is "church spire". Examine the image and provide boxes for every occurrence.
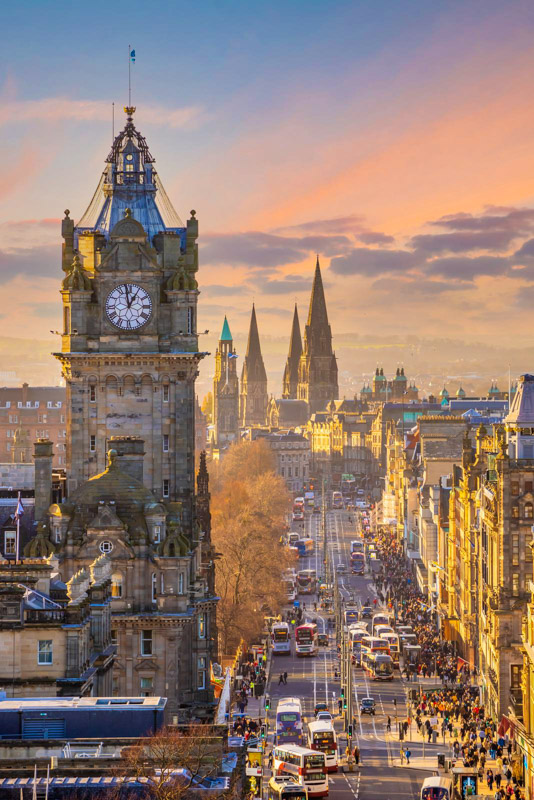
[307,256,329,328]
[283,304,302,399]
[240,305,268,426]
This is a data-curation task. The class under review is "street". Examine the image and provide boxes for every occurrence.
[265,508,433,800]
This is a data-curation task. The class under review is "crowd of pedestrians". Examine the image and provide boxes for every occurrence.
[372,529,525,799]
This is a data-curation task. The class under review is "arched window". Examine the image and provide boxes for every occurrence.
[525,502,534,519]
[151,573,157,603]
[111,573,123,598]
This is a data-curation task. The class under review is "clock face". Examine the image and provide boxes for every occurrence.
[106,284,152,330]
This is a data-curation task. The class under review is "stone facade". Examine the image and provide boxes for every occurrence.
[0,385,66,468]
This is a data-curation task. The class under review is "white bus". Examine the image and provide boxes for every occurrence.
[273,744,328,797]
[276,698,304,746]
[380,631,400,667]
[362,651,394,681]
[420,776,453,800]
[268,776,308,800]
[307,720,338,772]
[272,622,291,654]
[371,612,391,634]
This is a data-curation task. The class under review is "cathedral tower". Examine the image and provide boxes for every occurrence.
[282,304,302,399]
[297,257,338,413]
[56,107,201,519]
[213,316,239,448]
[239,305,268,427]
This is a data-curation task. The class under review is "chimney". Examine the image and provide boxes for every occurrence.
[34,438,54,524]
[109,436,145,483]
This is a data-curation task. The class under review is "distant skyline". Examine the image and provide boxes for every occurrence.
[2,0,534,362]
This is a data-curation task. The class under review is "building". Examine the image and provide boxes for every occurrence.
[266,398,309,429]
[297,258,338,414]
[0,385,66,468]
[306,410,374,485]
[262,430,310,493]
[0,555,113,698]
[361,367,419,403]
[27,106,217,721]
[239,305,268,427]
[282,304,302,400]
[212,317,239,449]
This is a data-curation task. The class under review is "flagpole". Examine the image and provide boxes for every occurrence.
[128,44,131,106]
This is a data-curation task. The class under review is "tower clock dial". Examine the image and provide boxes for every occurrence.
[106,283,152,330]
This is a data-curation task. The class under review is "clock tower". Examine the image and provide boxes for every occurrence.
[56,107,202,519]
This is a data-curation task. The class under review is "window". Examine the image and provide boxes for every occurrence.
[63,306,70,334]
[512,534,520,566]
[525,481,533,494]
[187,307,194,335]
[198,612,206,639]
[53,526,61,544]
[100,540,113,554]
[512,504,519,518]
[511,664,522,689]
[512,573,520,596]
[47,401,52,409]
[178,572,184,595]
[153,525,161,543]
[90,435,96,452]
[8,415,17,424]
[57,401,62,408]
[140,676,153,697]
[525,502,534,519]
[163,479,170,498]
[141,629,153,656]
[111,629,118,646]
[163,434,169,452]
[89,385,96,402]
[60,414,65,423]
[4,531,16,556]
[111,572,122,598]
[38,640,53,665]
[197,657,207,690]
[163,385,169,403]
[6,430,12,438]
[152,573,157,603]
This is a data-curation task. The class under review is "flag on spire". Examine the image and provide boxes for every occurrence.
[130,49,136,63]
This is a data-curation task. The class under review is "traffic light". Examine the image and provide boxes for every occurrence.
[343,698,347,710]
[341,687,345,698]
[265,695,270,710]
[393,698,397,707]
[260,724,266,739]
[348,724,353,737]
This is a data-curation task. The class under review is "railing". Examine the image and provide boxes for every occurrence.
[25,609,65,623]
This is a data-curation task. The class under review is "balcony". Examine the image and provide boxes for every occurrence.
[509,689,524,720]
[25,609,65,624]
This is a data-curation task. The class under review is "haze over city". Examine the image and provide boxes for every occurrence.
[2,0,534,396]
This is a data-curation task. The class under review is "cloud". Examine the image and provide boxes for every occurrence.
[0,95,203,131]
[0,245,58,284]
[275,214,367,235]
[262,275,311,294]
[511,237,534,262]
[0,218,60,251]
[372,277,469,296]
[202,284,251,297]
[357,231,395,245]
[330,247,421,276]
[201,231,351,269]
[514,285,534,309]
[410,230,517,254]
[425,255,509,280]
[431,207,534,233]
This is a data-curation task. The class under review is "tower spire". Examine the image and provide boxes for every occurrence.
[307,256,329,327]
[282,304,302,399]
[240,305,268,426]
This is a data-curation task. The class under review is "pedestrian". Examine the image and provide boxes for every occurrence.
[353,745,360,765]
[405,747,411,765]
[387,716,391,733]
[487,769,494,790]
[268,751,273,769]
[283,671,288,685]
[278,674,284,685]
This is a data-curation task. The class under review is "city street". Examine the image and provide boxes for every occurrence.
[265,507,434,800]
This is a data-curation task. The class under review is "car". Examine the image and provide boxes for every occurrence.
[313,505,321,514]
[314,701,329,716]
[316,711,333,723]
[361,606,373,619]
[317,633,329,647]
[360,697,376,716]
[335,563,346,573]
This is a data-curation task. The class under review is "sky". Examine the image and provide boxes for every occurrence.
[2,0,534,383]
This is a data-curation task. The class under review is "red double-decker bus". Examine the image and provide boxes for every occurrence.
[295,623,318,657]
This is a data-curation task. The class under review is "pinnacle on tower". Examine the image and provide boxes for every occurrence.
[240,305,268,426]
[220,315,233,342]
[307,256,329,327]
[283,304,302,399]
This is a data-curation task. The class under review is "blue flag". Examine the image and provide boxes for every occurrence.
[228,353,238,359]
[14,492,24,520]
[130,49,136,63]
